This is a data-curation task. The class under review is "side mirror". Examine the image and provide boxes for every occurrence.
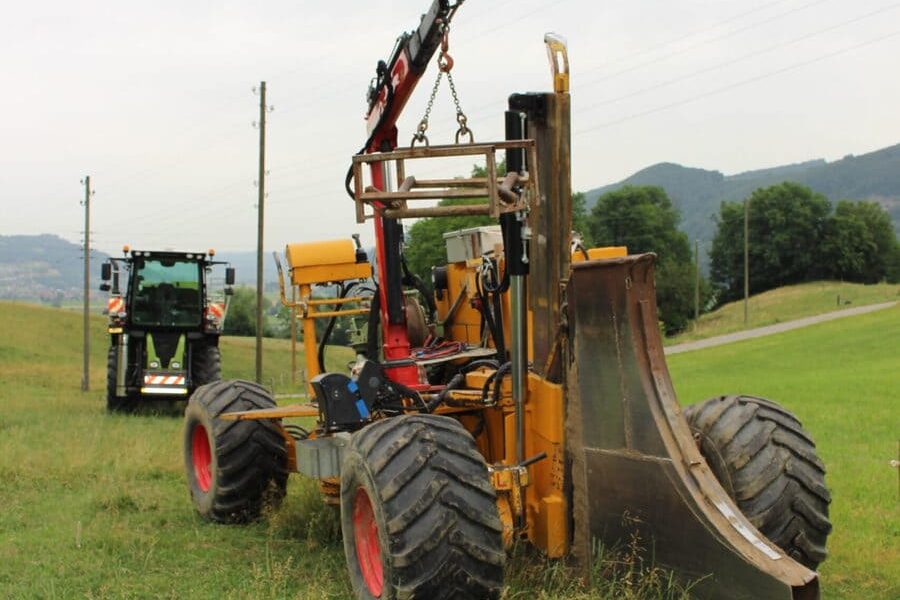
[101,263,111,281]
[225,267,236,286]
[225,287,234,296]
[99,283,111,292]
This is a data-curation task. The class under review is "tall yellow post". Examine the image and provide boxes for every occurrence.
[299,283,319,397]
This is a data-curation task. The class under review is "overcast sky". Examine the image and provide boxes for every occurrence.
[3,0,899,254]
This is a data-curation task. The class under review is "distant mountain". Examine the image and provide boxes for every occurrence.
[584,143,900,250]
[0,234,111,302]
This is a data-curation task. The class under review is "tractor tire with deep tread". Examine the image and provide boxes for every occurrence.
[184,379,288,523]
[191,343,221,387]
[340,414,505,600]
[106,346,136,413]
[684,394,832,569]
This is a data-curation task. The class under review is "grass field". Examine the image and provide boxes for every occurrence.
[0,301,897,598]
[668,280,900,344]
[668,305,900,599]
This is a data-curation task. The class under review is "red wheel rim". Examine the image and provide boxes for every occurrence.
[353,487,383,597]
[191,424,212,492]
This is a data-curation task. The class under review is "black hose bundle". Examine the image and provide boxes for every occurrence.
[480,361,511,405]
[317,282,353,372]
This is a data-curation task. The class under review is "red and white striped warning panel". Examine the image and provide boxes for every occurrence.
[143,374,186,386]
[141,372,188,395]
[207,302,225,319]
[107,297,125,314]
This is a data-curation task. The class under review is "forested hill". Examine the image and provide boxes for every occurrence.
[0,234,110,301]
[584,142,900,245]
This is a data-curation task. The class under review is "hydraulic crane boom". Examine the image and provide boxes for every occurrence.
[358,0,465,385]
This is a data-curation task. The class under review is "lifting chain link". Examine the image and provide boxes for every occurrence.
[410,24,473,147]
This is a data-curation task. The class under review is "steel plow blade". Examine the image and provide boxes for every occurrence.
[565,254,818,600]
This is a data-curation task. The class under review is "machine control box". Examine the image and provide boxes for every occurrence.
[310,373,374,432]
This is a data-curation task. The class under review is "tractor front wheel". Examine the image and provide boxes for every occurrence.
[684,394,832,569]
[191,343,221,387]
[184,379,288,523]
[340,414,505,600]
[106,346,136,413]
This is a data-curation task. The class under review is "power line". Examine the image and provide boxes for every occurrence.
[583,0,796,78]
[575,28,900,136]
[579,0,832,88]
[578,2,900,114]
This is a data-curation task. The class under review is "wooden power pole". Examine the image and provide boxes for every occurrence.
[744,197,750,325]
[694,239,700,321]
[81,176,92,391]
[255,81,267,384]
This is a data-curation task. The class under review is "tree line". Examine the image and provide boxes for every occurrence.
[221,173,900,339]
[406,174,900,335]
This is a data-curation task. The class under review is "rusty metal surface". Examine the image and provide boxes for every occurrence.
[566,254,819,600]
[351,140,538,222]
[519,92,571,382]
[220,403,318,421]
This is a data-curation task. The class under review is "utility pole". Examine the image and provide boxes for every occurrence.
[255,81,267,384]
[743,197,750,325]
[81,176,92,391]
[694,239,700,321]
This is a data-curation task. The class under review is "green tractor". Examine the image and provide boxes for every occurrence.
[100,247,235,412]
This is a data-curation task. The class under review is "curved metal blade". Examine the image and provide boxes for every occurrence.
[566,253,819,600]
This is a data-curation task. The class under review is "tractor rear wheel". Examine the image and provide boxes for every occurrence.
[106,346,136,413]
[191,343,221,387]
[184,379,288,523]
[340,414,505,600]
[684,395,832,569]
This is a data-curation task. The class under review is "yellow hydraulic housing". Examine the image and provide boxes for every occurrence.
[432,242,626,557]
[278,239,372,394]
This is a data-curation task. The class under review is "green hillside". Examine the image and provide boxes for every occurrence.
[668,280,900,343]
[0,301,896,598]
[0,234,111,301]
[585,142,900,250]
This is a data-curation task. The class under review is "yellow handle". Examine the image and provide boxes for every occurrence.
[544,33,569,94]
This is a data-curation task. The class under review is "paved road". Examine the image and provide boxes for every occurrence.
[665,301,898,355]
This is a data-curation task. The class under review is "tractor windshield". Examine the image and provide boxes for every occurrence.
[131,258,202,327]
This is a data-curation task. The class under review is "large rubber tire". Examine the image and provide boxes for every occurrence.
[106,345,136,413]
[340,414,505,600]
[191,343,222,387]
[684,395,832,569]
[184,379,288,523]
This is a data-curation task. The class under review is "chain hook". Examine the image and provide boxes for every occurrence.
[438,52,454,73]
[438,24,454,72]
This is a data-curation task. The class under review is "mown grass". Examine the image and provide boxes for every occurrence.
[669,280,900,344]
[1,301,897,598]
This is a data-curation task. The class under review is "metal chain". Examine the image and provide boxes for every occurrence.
[411,68,444,147]
[410,24,474,146]
[446,70,473,143]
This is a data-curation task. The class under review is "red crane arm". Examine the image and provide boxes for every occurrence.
[359,1,464,385]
